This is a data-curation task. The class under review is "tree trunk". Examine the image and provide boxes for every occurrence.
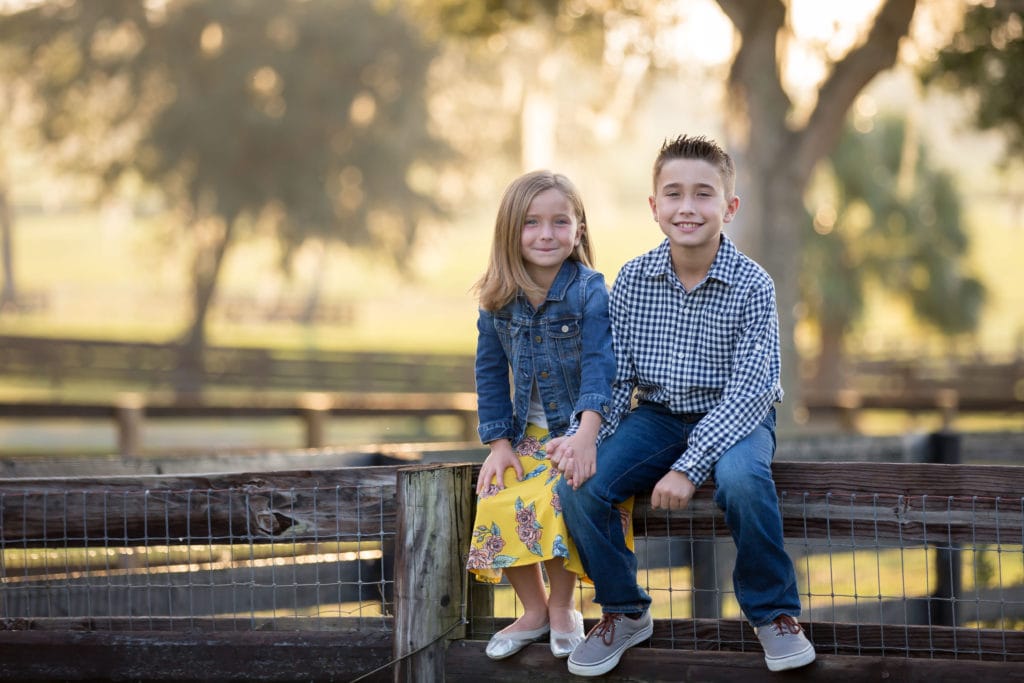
[176,215,235,396]
[717,0,919,428]
[0,180,16,311]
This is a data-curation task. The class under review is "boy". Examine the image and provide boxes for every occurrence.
[548,135,815,676]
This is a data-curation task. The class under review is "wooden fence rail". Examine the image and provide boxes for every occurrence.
[2,456,1024,681]
[0,392,480,455]
[1,334,1023,422]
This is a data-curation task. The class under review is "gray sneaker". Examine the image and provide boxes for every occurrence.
[567,611,653,677]
[755,614,816,672]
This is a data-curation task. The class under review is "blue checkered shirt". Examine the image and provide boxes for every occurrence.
[598,235,783,487]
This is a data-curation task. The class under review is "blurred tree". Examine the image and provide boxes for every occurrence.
[0,0,449,389]
[922,0,1024,160]
[802,116,986,394]
[714,0,920,423]
[404,0,659,170]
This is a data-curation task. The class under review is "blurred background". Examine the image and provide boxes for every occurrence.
[0,0,1022,459]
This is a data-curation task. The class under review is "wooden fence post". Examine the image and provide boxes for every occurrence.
[299,393,331,449]
[115,393,145,456]
[393,463,474,683]
[928,430,963,627]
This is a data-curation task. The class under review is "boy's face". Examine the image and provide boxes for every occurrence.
[649,158,738,258]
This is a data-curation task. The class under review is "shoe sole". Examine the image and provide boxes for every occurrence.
[764,643,816,672]
[566,621,654,677]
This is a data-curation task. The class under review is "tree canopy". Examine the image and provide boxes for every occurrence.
[0,0,450,352]
[923,0,1024,161]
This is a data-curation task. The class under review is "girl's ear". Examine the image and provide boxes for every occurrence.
[575,222,585,246]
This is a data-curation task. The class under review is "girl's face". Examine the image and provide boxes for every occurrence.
[519,188,582,285]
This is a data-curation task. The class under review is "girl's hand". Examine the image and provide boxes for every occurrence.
[476,439,521,494]
[546,436,568,470]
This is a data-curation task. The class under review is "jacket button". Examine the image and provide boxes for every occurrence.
[561,325,569,332]
[548,402,557,410]
[535,336,542,343]
[540,371,549,379]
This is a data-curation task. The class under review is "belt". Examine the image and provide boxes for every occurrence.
[637,400,706,423]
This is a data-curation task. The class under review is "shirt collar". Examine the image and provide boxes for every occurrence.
[643,235,738,287]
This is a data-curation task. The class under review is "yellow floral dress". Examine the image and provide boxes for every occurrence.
[467,423,634,584]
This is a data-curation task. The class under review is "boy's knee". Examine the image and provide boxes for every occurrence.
[715,459,772,500]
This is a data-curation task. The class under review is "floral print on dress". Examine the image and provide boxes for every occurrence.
[551,534,569,559]
[516,434,545,459]
[468,522,517,569]
[514,497,544,556]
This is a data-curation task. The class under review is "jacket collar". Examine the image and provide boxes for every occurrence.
[519,259,579,305]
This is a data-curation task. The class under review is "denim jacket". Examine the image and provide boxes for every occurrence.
[475,259,615,446]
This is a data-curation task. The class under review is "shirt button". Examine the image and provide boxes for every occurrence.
[561,325,569,333]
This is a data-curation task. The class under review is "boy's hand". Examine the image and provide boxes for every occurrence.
[651,470,696,510]
[477,440,521,494]
[559,432,596,489]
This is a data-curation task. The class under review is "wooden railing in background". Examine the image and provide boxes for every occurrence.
[0,335,476,394]
[0,392,480,456]
[2,335,1023,415]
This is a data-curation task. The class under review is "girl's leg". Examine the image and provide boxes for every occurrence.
[543,559,578,632]
[499,564,549,632]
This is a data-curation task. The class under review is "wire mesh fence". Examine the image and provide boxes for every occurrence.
[0,471,396,632]
[2,461,1023,666]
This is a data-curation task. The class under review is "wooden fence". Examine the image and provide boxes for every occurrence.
[0,334,477,394]
[2,334,1023,418]
[1,448,1023,681]
[0,392,480,456]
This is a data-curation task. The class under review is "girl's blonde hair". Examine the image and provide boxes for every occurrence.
[475,171,594,311]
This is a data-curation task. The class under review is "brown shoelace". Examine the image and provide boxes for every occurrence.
[590,613,622,646]
[771,614,803,636]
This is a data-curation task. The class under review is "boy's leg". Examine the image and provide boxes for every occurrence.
[557,403,687,613]
[712,409,815,671]
[711,409,801,624]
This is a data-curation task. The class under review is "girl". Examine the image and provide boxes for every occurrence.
[467,170,631,660]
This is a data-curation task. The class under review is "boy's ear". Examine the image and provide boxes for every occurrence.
[648,195,657,220]
[723,195,740,223]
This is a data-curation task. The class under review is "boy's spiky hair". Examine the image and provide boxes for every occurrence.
[653,135,736,198]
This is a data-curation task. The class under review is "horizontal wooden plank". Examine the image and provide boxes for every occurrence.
[0,628,394,682]
[4,462,1021,546]
[0,467,399,546]
[0,392,477,419]
[446,639,1024,682]
[632,462,1024,544]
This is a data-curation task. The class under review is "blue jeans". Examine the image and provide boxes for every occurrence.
[556,403,801,627]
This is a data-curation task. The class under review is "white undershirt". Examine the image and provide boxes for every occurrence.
[526,379,548,428]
